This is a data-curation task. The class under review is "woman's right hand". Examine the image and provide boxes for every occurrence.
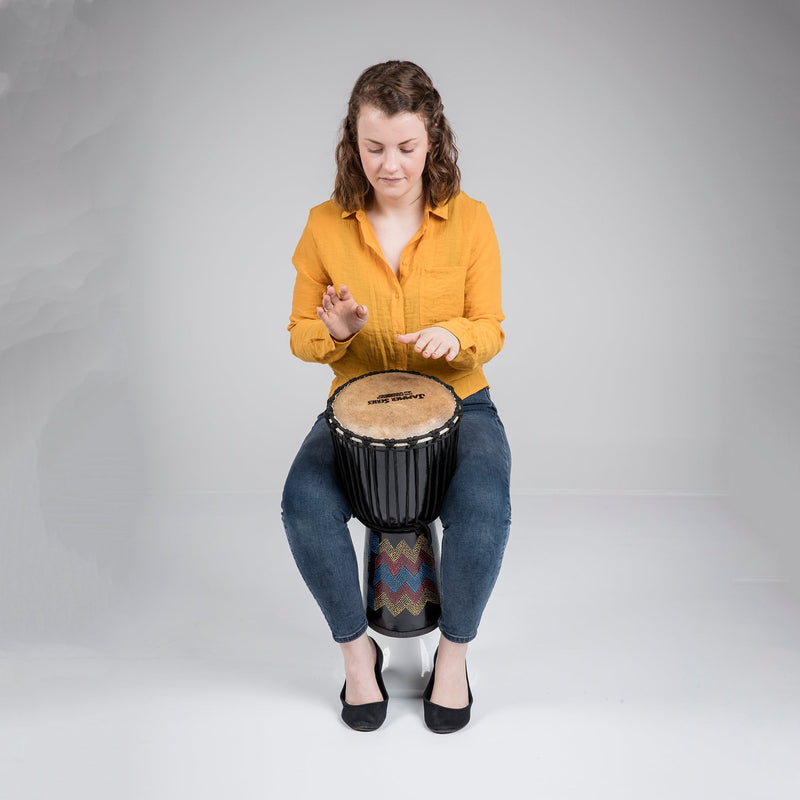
[317,284,369,342]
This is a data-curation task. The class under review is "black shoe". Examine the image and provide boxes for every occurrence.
[422,647,473,734]
[340,637,388,731]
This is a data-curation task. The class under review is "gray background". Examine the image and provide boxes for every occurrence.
[3,0,799,620]
[1,1,799,797]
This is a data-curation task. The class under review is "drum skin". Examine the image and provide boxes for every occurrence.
[325,371,461,637]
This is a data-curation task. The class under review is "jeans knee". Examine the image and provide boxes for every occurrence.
[444,486,510,531]
[282,481,316,532]
[282,471,350,538]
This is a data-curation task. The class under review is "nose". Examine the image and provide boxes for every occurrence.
[383,149,399,173]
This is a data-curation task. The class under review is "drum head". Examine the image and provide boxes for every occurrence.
[330,371,458,440]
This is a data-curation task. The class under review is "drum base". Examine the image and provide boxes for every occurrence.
[367,618,440,639]
[364,525,441,639]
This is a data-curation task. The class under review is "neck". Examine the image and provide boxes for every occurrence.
[370,192,426,219]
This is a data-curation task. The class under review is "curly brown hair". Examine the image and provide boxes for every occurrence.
[333,61,461,212]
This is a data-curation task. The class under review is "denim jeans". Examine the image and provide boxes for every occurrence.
[281,388,512,643]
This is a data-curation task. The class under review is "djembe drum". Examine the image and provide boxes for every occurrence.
[325,370,462,637]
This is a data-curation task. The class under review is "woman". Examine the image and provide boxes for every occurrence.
[282,61,511,733]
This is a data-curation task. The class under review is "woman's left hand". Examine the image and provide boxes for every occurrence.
[396,327,460,361]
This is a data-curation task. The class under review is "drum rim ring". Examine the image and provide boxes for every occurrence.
[324,369,462,447]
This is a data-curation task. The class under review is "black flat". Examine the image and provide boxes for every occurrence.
[340,637,388,731]
[422,647,473,734]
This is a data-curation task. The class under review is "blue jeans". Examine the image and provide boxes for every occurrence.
[281,388,512,643]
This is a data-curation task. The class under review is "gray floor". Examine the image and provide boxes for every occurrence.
[2,494,799,799]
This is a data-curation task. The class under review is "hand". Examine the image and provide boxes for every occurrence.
[396,326,460,361]
[317,285,368,342]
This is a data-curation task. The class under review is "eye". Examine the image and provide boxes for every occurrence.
[400,148,415,154]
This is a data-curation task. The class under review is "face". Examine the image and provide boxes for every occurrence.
[356,105,430,208]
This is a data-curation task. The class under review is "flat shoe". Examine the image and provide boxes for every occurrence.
[422,647,473,734]
[340,637,388,731]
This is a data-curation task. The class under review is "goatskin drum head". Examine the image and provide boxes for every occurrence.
[330,371,458,440]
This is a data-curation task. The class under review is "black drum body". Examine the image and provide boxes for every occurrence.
[328,413,460,532]
[325,371,461,637]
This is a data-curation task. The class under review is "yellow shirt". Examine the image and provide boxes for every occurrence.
[288,191,505,399]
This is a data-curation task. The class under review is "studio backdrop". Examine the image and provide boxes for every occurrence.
[1,0,798,640]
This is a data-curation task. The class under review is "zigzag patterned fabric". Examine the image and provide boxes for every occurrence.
[367,532,440,617]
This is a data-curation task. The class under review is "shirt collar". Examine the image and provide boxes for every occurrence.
[341,202,449,220]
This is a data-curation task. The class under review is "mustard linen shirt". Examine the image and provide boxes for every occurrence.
[288,191,505,399]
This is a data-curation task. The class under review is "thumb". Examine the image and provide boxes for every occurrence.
[355,304,369,319]
[396,331,419,344]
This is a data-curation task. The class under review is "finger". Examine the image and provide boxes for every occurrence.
[424,333,451,359]
[436,340,456,360]
[414,333,433,353]
[444,338,459,361]
[425,340,443,358]
[332,284,355,306]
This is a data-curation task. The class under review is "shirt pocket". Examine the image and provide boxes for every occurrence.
[419,265,467,325]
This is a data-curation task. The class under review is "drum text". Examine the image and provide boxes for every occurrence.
[368,391,427,405]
